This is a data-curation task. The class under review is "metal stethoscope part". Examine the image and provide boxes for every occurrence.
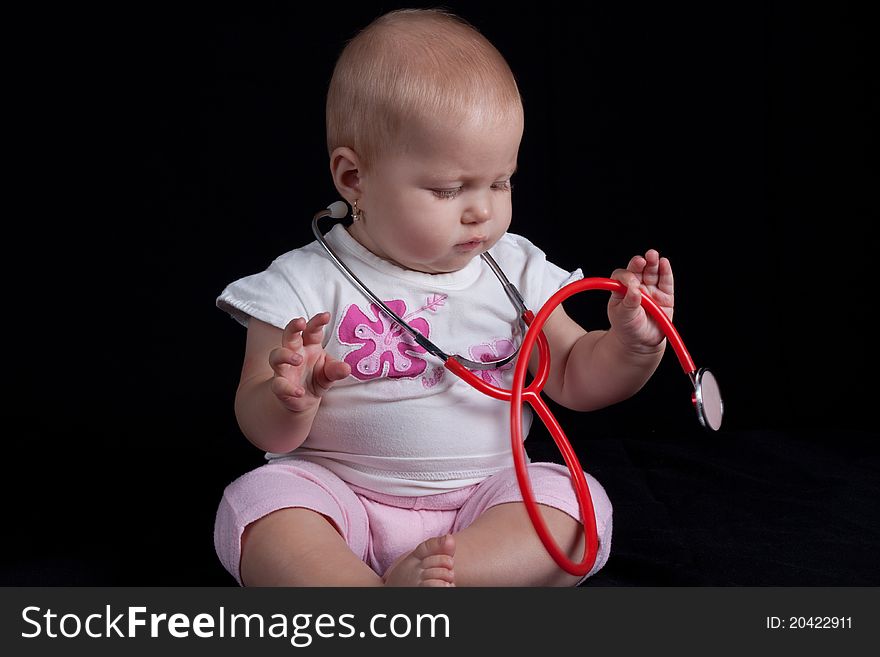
[313,201,724,575]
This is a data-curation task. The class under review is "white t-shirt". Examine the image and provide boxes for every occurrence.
[217,224,582,495]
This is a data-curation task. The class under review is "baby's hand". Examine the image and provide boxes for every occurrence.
[268,313,351,413]
[607,250,675,354]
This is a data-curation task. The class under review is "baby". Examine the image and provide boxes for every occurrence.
[215,8,674,586]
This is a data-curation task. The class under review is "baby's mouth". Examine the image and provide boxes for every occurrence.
[456,237,487,251]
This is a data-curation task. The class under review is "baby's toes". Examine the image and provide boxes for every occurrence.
[420,554,454,571]
[420,566,455,585]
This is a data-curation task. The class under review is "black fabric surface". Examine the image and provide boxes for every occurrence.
[558,430,879,586]
[4,421,877,586]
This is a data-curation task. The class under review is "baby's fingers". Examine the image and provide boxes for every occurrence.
[270,374,309,409]
[312,354,351,395]
[640,249,661,287]
[657,257,674,294]
[269,346,303,376]
[281,317,307,351]
[626,254,647,277]
[302,312,331,347]
[609,268,643,309]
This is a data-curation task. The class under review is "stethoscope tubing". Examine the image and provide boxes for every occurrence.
[448,276,696,576]
[311,204,713,575]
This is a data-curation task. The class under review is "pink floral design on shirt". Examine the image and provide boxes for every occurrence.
[338,294,447,381]
[467,338,516,386]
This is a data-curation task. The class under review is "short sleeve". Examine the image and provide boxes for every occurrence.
[490,233,583,313]
[216,255,310,330]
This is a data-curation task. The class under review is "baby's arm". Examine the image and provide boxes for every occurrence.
[234,313,350,453]
[535,250,673,411]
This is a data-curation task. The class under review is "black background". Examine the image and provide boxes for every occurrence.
[5,1,876,586]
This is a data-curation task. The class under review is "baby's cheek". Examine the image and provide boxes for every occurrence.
[398,225,447,258]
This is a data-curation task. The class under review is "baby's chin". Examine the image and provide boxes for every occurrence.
[423,250,488,274]
[386,230,508,273]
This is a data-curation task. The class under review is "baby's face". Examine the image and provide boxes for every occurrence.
[350,114,522,274]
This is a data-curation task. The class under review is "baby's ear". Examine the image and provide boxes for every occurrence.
[329,147,362,200]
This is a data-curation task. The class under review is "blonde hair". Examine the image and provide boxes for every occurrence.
[326,8,523,170]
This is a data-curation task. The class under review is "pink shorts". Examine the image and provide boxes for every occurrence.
[214,459,612,585]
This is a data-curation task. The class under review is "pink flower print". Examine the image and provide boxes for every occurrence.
[467,338,516,386]
[338,299,437,380]
[422,366,445,389]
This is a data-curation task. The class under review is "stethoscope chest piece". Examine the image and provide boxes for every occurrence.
[693,367,724,431]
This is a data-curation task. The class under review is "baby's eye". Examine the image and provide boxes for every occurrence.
[432,188,462,199]
[492,180,513,192]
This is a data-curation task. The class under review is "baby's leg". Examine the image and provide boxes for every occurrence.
[449,463,613,586]
[215,460,380,586]
[240,508,381,586]
[452,502,584,586]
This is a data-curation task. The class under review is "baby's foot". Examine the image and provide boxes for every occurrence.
[382,534,456,587]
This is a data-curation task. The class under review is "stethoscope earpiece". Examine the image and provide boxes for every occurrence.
[327,201,349,219]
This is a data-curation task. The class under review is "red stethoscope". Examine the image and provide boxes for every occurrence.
[314,202,724,576]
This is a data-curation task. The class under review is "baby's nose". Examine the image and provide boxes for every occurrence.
[461,195,491,223]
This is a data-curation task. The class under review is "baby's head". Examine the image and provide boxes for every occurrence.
[326,9,524,274]
[327,8,523,171]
